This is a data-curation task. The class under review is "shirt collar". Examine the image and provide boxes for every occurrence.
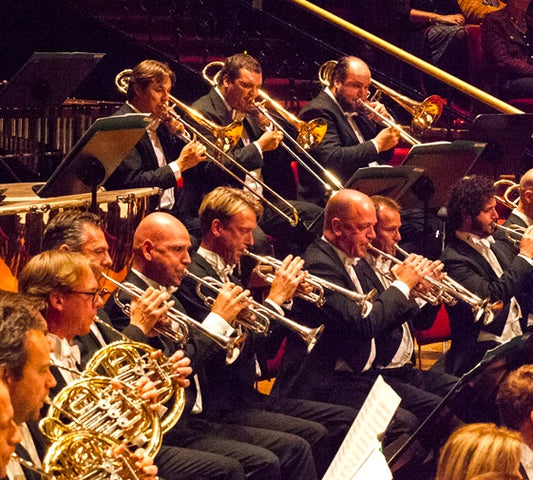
[130,268,177,295]
[213,86,245,122]
[456,230,495,250]
[322,235,360,267]
[197,246,236,279]
[49,333,81,365]
[512,208,533,227]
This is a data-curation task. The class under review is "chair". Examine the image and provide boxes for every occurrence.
[413,303,451,369]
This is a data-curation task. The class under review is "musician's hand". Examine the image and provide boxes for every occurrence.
[256,130,283,152]
[129,447,159,480]
[391,254,434,290]
[175,140,206,173]
[211,283,251,323]
[267,255,306,306]
[136,376,162,410]
[168,349,192,388]
[415,260,444,295]
[373,126,400,152]
[438,13,465,25]
[519,225,533,259]
[130,287,173,337]
[366,101,393,123]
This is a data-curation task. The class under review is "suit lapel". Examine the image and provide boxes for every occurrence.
[356,258,386,294]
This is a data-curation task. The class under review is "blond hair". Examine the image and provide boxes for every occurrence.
[435,423,522,480]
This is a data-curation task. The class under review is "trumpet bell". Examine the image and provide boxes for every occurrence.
[297,117,327,150]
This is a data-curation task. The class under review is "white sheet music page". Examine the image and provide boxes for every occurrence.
[322,375,401,480]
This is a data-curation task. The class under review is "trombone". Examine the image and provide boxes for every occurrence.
[115,69,299,228]
[494,178,520,210]
[185,269,324,353]
[318,60,444,145]
[367,244,503,325]
[101,273,243,364]
[201,61,344,194]
[243,249,376,317]
[493,222,526,249]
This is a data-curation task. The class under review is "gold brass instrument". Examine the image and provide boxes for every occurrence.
[85,338,186,434]
[201,61,344,194]
[14,431,146,480]
[101,273,243,364]
[493,222,526,249]
[243,249,376,317]
[185,269,324,353]
[115,69,299,228]
[495,179,520,210]
[318,59,444,145]
[39,376,163,456]
[367,244,502,325]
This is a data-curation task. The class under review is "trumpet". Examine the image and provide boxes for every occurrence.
[243,249,376,317]
[367,244,503,325]
[115,69,299,228]
[493,222,526,249]
[102,273,243,364]
[318,59,444,145]
[201,61,344,194]
[185,269,324,353]
[494,178,520,210]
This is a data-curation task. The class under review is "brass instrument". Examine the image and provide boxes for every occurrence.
[318,59,444,145]
[39,376,163,456]
[495,179,520,210]
[367,244,502,325]
[115,69,300,228]
[201,61,343,194]
[102,273,243,364]
[493,222,526,249]
[14,431,146,480]
[243,249,376,317]
[85,339,186,433]
[185,269,324,353]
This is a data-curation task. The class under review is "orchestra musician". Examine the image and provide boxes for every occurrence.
[104,210,320,480]
[0,379,21,480]
[297,56,400,204]
[104,59,207,214]
[178,53,323,255]
[440,175,533,376]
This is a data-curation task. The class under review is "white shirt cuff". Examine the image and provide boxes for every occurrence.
[264,298,286,316]
[202,312,235,337]
[169,160,182,180]
[391,280,410,299]
[253,141,264,158]
[518,253,533,266]
[370,139,379,153]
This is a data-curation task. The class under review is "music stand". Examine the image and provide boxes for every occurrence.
[465,114,533,178]
[388,334,533,470]
[36,113,150,210]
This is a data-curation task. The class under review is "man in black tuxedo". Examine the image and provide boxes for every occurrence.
[105,211,320,480]
[441,175,533,376]
[176,186,358,478]
[104,59,206,214]
[298,56,400,204]
[178,53,322,255]
[355,195,458,418]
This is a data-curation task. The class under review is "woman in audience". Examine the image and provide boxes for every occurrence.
[435,423,522,480]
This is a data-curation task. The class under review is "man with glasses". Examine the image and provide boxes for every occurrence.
[297,56,400,204]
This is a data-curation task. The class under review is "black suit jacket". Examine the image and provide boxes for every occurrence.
[440,236,533,375]
[298,90,391,203]
[104,103,184,210]
[274,238,415,398]
[176,88,298,228]
[355,257,440,367]
[177,253,271,418]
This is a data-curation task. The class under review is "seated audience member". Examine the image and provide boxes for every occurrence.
[440,175,533,375]
[0,379,21,479]
[435,423,522,480]
[458,0,505,24]
[481,0,533,98]
[297,56,400,204]
[104,59,207,214]
[497,364,533,479]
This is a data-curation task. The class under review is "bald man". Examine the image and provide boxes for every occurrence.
[298,56,400,204]
[273,188,442,461]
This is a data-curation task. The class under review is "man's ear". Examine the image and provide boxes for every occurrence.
[141,240,154,261]
[58,244,71,252]
[331,217,343,237]
[48,292,64,311]
[211,219,223,238]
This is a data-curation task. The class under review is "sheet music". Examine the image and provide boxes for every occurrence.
[323,375,401,480]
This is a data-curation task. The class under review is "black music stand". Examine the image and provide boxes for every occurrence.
[0,52,105,179]
[388,334,533,470]
[36,113,150,210]
[465,114,533,178]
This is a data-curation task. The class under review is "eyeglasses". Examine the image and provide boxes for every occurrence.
[68,288,108,305]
